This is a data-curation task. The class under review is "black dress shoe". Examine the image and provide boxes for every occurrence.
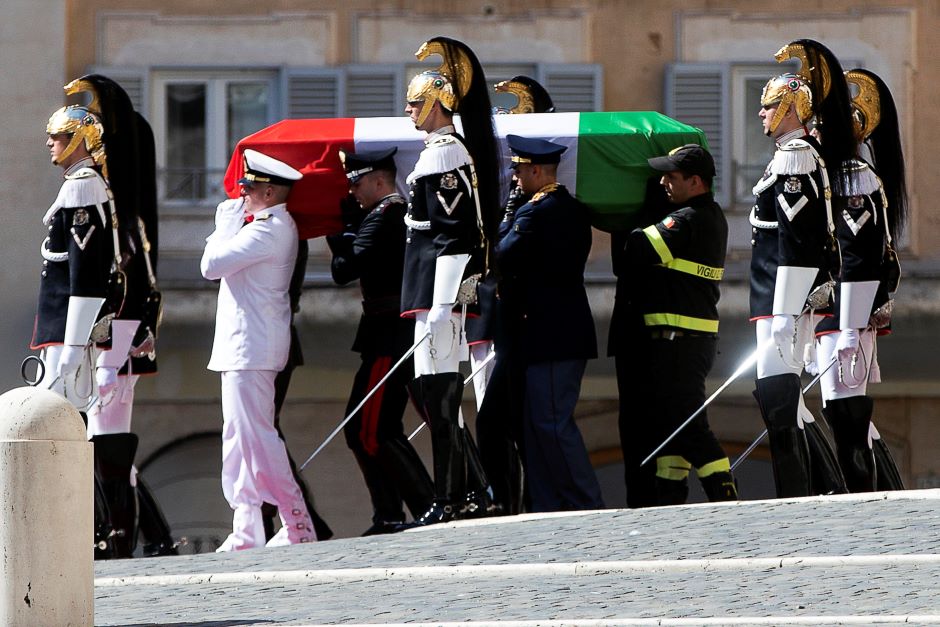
[404,501,462,528]
[361,520,407,536]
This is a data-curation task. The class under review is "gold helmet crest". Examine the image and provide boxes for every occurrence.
[760,73,814,134]
[406,38,474,127]
[845,70,882,141]
[45,105,105,166]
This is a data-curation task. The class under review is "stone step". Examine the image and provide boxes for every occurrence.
[93,490,940,625]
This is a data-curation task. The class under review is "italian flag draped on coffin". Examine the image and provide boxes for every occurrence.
[222,111,707,239]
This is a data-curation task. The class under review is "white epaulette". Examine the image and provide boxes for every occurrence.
[44,167,110,225]
[406,134,472,184]
[835,159,881,197]
[769,138,819,176]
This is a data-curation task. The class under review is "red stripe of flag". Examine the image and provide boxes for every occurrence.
[223,118,357,239]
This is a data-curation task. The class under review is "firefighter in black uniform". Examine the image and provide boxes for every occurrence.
[327,147,435,534]
[401,37,502,525]
[472,75,556,515]
[750,40,856,498]
[813,68,908,492]
[496,134,603,512]
[623,144,737,505]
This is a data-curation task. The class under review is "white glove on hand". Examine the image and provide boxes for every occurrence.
[771,314,796,351]
[57,345,85,378]
[427,303,455,344]
[211,198,245,239]
[835,328,860,363]
[96,366,119,398]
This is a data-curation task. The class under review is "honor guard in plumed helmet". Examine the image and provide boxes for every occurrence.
[760,74,815,135]
[46,105,105,168]
[495,76,555,114]
[845,68,907,241]
[238,149,303,188]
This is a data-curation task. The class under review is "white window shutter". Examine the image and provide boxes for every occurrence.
[346,65,402,118]
[539,64,603,112]
[664,63,730,207]
[281,68,344,119]
[85,66,149,117]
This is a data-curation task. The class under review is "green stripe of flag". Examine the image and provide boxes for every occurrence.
[576,111,708,232]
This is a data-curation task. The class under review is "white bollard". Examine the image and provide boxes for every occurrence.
[0,387,93,626]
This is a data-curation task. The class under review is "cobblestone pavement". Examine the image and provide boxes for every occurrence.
[95,490,940,626]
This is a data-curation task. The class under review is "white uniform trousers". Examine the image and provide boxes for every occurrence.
[220,369,307,549]
[816,329,877,402]
[413,311,465,376]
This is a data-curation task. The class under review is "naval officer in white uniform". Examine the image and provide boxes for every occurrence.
[201,149,315,551]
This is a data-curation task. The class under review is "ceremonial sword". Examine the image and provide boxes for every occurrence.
[299,332,431,471]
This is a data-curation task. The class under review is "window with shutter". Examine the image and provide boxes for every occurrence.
[540,64,603,113]
[345,65,401,118]
[282,68,343,119]
[664,63,729,208]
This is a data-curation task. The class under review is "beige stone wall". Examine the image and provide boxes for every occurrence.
[0,0,67,390]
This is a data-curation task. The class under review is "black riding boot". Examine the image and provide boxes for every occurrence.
[872,425,905,491]
[463,427,498,518]
[407,373,466,525]
[825,396,877,493]
[804,418,849,495]
[754,374,811,498]
[136,474,178,556]
[378,436,435,521]
[92,433,139,558]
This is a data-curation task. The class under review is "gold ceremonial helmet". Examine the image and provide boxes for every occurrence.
[495,79,536,115]
[406,38,474,127]
[760,74,814,133]
[45,105,105,166]
[845,70,881,141]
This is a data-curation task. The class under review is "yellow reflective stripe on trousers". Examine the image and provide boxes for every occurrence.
[643,313,719,333]
[656,455,691,480]
[664,258,724,281]
[697,457,731,478]
[643,225,673,264]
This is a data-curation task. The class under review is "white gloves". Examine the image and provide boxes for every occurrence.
[96,366,119,398]
[211,198,246,240]
[771,314,796,350]
[57,345,85,378]
[835,328,860,363]
[427,303,454,342]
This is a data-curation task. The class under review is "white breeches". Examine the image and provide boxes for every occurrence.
[86,374,140,437]
[755,315,820,379]
[38,345,97,410]
[220,370,306,513]
[816,330,877,403]
[413,311,466,376]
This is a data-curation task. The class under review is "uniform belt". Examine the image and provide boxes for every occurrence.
[648,327,717,340]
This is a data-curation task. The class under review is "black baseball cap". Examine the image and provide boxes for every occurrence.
[648,144,715,179]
